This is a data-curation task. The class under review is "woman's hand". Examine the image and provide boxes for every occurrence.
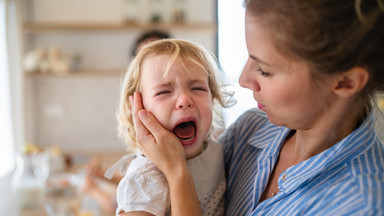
[131,92,202,216]
[131,92,187,180]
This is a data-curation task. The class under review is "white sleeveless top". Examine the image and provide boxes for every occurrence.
[109,140,226,216]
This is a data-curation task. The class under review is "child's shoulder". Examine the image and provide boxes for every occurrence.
[126,154,161,176]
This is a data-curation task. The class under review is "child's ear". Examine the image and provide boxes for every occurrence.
[332,67,369,97]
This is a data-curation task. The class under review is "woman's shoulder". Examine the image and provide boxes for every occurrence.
[339,139,384,212]
[347,137,384,180]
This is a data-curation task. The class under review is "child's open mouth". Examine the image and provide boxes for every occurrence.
[173,120,197,145]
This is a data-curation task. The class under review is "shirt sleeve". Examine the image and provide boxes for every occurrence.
[116,157,170,216]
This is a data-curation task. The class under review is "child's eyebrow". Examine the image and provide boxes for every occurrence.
[190,79,208,85]
[152,79,208,89]
[152,82,172,89]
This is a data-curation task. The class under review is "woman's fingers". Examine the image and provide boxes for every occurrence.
[131,92,162,152]
[129,93,186,178]
[130,92,186,177]
[136,110,159,152]
[137,110,169,142]
[132,92,173,148]
[131,92,149,139]
[138,110,187,178]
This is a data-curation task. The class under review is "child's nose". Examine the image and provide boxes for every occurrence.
[176,93,194,109]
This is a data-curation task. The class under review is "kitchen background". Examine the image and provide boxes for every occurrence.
[1,0,384,215]
[17,0,384,161]
[3,1,233,215]
[23,0,220,153]
[13,0,384,158]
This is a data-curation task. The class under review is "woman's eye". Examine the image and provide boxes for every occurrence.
[257,66,270,77]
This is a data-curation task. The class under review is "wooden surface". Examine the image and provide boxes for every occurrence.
[23,22,217,32]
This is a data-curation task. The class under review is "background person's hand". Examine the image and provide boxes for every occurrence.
[84,157,105,179]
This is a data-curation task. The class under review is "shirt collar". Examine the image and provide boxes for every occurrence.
[246,114,290,156]
[281,112,377,193]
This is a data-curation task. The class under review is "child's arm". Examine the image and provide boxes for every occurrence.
[131,92,202,216]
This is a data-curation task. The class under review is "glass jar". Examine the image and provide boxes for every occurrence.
[12,153,49,209]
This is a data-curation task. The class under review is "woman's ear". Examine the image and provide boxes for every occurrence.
[332,67,369,97]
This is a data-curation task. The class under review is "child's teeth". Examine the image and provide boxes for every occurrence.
[181,135,195,141]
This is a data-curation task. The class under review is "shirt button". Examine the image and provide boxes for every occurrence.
[282,174,287,181]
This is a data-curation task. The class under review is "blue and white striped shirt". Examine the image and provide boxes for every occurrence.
[219,108,384,215]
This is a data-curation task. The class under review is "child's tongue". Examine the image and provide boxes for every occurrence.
[174,122,196,139]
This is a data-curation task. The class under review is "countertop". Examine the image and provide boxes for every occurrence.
[1,152,125,216]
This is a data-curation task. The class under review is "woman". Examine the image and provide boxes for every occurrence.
[132,0,384,215]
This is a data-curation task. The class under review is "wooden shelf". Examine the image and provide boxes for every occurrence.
[25,70,126,77]
[23,22,217,33]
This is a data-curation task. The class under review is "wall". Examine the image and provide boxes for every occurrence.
[25,75,127,152]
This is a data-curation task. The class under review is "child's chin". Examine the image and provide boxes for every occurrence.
[184,146,202,159]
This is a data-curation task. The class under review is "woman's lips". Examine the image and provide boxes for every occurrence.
[258,103,266,110]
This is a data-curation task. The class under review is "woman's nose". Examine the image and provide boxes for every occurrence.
[239,59,261,91]
[176,93,194,109]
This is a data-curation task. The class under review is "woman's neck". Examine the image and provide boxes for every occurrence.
[288,101,362,162]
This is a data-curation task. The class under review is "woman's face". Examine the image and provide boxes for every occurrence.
[240,11,336,130]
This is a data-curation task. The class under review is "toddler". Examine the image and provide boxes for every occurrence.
[112,39,229,216]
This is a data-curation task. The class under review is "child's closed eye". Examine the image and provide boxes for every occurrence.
[155,90,172,96]
[192,87,208,92]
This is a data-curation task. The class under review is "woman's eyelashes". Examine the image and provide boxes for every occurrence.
[256,66,270,77]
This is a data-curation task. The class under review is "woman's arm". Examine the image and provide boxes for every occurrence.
[131,92,202,216]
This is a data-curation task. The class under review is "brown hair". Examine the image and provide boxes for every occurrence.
[245,0,384,116]
[117,39,230,150]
